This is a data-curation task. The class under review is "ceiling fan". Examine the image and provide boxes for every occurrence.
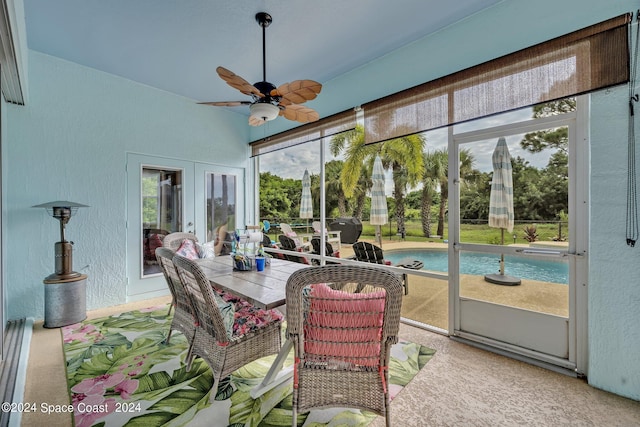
[199,12,322,127]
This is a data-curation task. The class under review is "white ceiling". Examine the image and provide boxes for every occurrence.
[23,0,501,112]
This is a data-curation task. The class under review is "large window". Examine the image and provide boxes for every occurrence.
[141,167,182,276]
[206,172,237,255]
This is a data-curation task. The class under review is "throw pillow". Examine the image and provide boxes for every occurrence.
[176,239,199,260]
[197,241,216,258]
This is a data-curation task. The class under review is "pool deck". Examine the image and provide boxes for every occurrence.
[339,238,569,330]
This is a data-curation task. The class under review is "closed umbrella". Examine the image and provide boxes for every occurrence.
[485,137,520,286]
[300,169,313,219]
[370,155,388,246]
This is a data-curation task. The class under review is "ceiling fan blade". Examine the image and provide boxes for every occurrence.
[280,104,320,123]
[198,101,252,107]
[272,80,322,105]
[249,115,267,127]
[216,66,264,97]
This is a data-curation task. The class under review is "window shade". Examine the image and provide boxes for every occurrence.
[250,109,357,156]
[363,13,631,144]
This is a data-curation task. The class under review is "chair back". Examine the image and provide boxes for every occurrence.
[352,241,385,264]
[278,235,308,264]
[173,255,231,344]
[312,221,323,234]
[310,237,334,256]
[163,232,198,251]
[280,223,294,235]
[285,264,403,424]
[156,247,193,315]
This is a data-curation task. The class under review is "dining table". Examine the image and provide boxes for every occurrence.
[195,255,308,398]
[196,255,308,309]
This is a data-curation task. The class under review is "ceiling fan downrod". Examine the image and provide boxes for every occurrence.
[256,12,272,83]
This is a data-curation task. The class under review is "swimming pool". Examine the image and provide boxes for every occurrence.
[385,249,569,284]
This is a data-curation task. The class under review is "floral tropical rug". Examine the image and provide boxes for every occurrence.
[62,304,435,427]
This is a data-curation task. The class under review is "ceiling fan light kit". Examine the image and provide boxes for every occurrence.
[250,102,280,121]
[199,11,322,126]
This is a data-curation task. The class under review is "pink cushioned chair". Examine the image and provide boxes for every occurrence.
[285,264,403,427]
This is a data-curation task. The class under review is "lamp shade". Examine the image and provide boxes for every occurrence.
[33,200,89,216]
[250,102,280,121]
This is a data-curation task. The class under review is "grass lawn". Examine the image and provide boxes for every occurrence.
[361,220,567,245]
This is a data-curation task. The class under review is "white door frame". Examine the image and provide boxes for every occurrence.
[126,154,195,301]
[448,97,589,375]
[126,153,246,301]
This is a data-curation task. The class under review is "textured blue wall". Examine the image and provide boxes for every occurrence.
[5,51,249,320]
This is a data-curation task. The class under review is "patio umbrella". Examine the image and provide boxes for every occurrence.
[370,155,388,246]
[300,169,313,220]
[485,137,520,286]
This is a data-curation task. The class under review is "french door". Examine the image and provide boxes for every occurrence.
[449,101,588,375]
[126,154,244,300]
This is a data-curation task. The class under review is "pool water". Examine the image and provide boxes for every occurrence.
[385,249,569,284]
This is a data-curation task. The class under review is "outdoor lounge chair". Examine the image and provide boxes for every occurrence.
[173,255,283,401]
[285,264,404,427]
[312,220,342,251]
[352,242,423,295]
[278,235,311,264]
[310,236,339,264]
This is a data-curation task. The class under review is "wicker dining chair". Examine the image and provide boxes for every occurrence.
[285,264,404,427]
[155,247,197,351]
[172,255,284,400]
[162,232,198,251]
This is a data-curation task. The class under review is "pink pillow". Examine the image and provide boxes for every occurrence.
[176,239,199,260]
[303,283,386,366]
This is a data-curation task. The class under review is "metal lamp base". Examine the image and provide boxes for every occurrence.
[43,274,87,328]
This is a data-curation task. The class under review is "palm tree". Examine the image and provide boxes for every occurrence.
[329,126,376,216]
[421,149,447,237]
[382,135,425,235]
[330,125,425,233]
[435,148,475,237]
[323,160,347,217]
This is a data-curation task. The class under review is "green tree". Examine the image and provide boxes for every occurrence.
[323,160,347,217]
[259,172,301,220]
[520,98,576,154]
[421,149,447,237]
[459,171,491,220]
[434,149,475,237]
[330,125,424,233]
